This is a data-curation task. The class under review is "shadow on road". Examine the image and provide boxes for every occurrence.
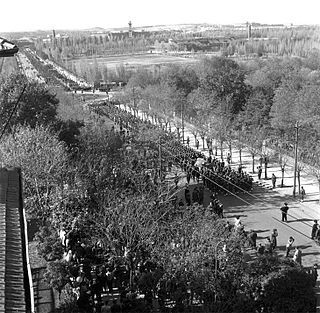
[290,218,315,222]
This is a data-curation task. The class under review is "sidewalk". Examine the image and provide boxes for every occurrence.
[118,104,320,311]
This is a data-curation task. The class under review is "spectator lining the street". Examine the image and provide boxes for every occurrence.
[271,173,276,189]
[285,236,295,257]
[280,202,289,222]
[270,228,278,249]
[293,246,302,265]
[300,186,306,202]
[311,220,318,240]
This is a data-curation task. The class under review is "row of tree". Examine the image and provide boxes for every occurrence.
[34,25,320,63]
[113,54,320,195]
[0,71,317,312]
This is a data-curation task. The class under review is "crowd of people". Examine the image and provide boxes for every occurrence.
[89,100,253,198]
[84,99,319,311]
[60,220,167,312]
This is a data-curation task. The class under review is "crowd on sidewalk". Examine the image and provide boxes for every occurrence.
[86,100,320,310]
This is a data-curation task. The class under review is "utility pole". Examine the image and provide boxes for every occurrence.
[293,121,299,197]
[132,86,136,117]
[181,102,185,144]
[159,136,162,181]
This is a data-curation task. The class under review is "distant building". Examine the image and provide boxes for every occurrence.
[247,22,252,40]
[128,21,133,38]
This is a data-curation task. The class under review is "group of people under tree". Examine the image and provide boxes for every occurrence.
[66,98,319,312]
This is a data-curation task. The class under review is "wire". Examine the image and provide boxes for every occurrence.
[91,100,317,233]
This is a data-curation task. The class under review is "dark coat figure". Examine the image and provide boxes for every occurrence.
[227,153,231,165]
[195,139,199,149]
[186,136,190,146]
[217,203,224,218]
[301,186,306,201]
[198,185,204,205]
[285,236,295,257]
[270,229,278,249]
[280,203,289,222]
[312,264,318,287]
[248,230,257,249]
[192,187,200,204]
[185,187,191,206]
[264,237,273,254]
[311,220,318,239]
[257,243,265,256]
[271,174,276,188]
[257,166,262,179]
[186,171,191,184]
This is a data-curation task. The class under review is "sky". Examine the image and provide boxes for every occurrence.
[1,0,319,33]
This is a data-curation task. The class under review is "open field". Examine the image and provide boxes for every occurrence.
[70,53,199,71]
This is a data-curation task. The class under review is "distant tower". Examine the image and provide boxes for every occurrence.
[246,22,252,40]
[128,21,133,38]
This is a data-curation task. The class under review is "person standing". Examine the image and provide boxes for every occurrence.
[257,166,262,180]
[227,153,231,165]
[234,216,241,229]
[270,229,278,249]
[186,136,190,146]
[192,187,200,204]
[311,220,318,240]
[300,186,306,202]
[186,171,191,185]
[185,185,191,206]
[312,264,318,287]
[285,236,295,257]
[248,230,258,249]
[264,237,273,254]
[257,243,265,256]
[271,174,277,189]
[280,202,289,222]
[292,246,302,265]
[196,139,199,150]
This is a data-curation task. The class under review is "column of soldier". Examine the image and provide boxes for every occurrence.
[89,101,253,197]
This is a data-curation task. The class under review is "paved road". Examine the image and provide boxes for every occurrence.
[115,104,320,310]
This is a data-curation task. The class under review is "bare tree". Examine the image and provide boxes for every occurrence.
[244,131,263,174]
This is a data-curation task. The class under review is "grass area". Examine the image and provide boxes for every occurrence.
[70,53,198,71]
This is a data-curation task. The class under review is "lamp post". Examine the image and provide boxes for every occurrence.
[293,121,299,197]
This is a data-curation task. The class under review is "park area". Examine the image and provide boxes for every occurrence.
[69,53,198,71]
[1,50,320,312]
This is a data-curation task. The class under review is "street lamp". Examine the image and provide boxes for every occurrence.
[293,121,299,197]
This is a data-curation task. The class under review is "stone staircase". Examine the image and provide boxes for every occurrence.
[0,168,30,312]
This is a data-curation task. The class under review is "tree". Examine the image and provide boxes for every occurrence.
[161,64,199,96]
[240,87,272,130]
[44,260,70,297]
[261,267,315,313]
[127,66,158,89]
[244,131,263,174]
[270,72,306,133]
[0,125,68,218]
[197,56,249,115]
[0,73,59,132]
[304,146,320,203]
